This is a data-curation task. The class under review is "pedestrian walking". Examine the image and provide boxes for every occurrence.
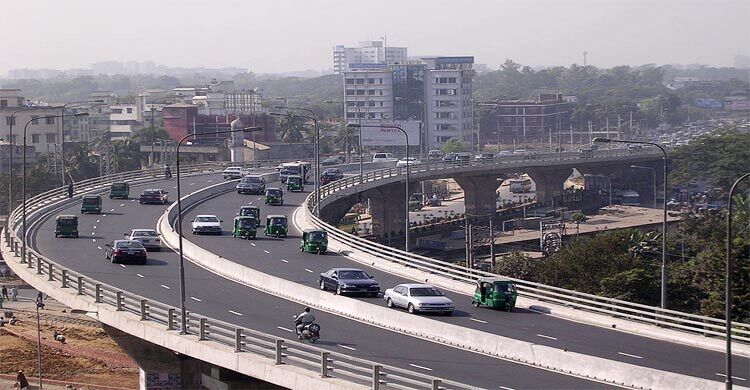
[17,370,29,389]
[67,181,74,198]
[10,286,17,301]
[1,285,8,300]
[36,291,44,303]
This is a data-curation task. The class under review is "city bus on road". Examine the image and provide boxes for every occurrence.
[279,162,310,183]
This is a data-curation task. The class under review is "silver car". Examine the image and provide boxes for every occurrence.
[383,283,454,315]
[126,229,161,251]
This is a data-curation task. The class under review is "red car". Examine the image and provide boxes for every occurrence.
[105,240,147,265]
[139,189,169,204]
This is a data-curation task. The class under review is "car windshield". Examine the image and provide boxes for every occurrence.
[309,231,326,241]
[57,218,76,225]
[242,177,261,183]
[410,287,444,297]
[116,241,144,249]
[338,270,370,279]
[195,216,219,223]
[239,219,256,227]
[269,218,287,226]
[289,177,301,183]
[267,189,282,196]
[82,197,99,205]
[494,282,516,292]
[112,184,126,190]
[241,208,257,215]
[143,190,161,195]
[133,231,157,237]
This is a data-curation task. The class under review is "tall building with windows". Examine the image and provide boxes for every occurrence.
[0,88,60,156]
[342,56,474,150]
[333,41,408,74]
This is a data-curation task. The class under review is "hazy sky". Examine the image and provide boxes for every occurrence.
[1,0,748,76]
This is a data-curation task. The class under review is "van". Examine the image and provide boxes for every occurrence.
[372,153,398,163]
[427,150,444,160]
[454,153,472,165]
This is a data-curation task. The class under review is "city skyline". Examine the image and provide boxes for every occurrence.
[1,0,748,78]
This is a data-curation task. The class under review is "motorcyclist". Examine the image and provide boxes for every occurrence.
[294,307,315,338]
[164,164,172,179]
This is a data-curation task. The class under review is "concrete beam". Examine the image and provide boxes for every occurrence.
[454,175,501,217]
[527,168,573,205]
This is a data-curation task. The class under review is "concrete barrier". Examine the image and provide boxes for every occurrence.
[160,180,740,390]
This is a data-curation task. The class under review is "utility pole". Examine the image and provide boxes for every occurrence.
[489,218,495,268]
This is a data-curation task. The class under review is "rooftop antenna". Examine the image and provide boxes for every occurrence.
[583,51,588,67]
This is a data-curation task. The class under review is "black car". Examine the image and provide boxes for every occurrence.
[236,175,266,195]
[139,189,169,204]
[321,156,342,166]
[320,168,344,185]
[105,240,147,264]
[319,268,380,297]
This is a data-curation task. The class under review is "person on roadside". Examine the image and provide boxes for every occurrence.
[17,370,29,389]
[10,286,17,301]
[1,285,7,300]
[67,181,74,199]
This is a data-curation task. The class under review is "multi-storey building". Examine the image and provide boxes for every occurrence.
[0,88,60,157]
[484,93,571,145]
[333,41,407,74]
[422,57,475,148]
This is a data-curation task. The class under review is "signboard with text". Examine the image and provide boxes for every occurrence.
[355,120,421,147]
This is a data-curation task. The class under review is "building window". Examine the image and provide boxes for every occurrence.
[435,89,457,96]
[46,134,57,143]
[0,100,7,107]
[435,77,457,84]
[345,79,355,85]
[434,112,456,119]
[127,108,133,114]
[111,108,123,114]
[347,112,355,118]
[368,101,376,107]
[346,90,355,96]
[32,134,40,143]
[356,90,365,96]
[369,113,376,119]
[437,124,456,131]
[356,78,364,84]
[367,78,375,84]
[45,117,55,125]
[437,136,454,142]
[31,116,39,125]
[435,100,455,107]
[6,116,15,126]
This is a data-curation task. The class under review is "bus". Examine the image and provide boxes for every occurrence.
[279,162,310,183]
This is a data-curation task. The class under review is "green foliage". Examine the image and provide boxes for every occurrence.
[441,138,469,154]
[670,130,750,189]
[493,252,542,281]
[571,212,588,224]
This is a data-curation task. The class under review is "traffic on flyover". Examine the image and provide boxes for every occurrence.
[30,171,600,389]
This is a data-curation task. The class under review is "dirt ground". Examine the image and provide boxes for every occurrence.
[0,309,138,390]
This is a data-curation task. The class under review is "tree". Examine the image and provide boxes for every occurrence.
[571,212,588,236]
[276,115,305,144]
[441,138,469,154]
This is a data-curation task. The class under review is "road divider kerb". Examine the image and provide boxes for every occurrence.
[161,178,736,390]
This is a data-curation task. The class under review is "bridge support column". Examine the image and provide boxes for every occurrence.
[319,195,358,226]
[527,169,573,206]
[454,175,500,217]
[366,183,408,237]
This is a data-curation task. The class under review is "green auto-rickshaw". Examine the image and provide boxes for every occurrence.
[300,228,327,254]
[109,182,129,199]
[264,215,288,237]
[239,205,261,222]
[286,175,304,192]
[265,188,284,205]
[55,215,79,238]
[471,277,518,312]
[232,216,258,239]
[80,194,102,214]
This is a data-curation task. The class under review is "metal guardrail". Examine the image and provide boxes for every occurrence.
[5,166,480,390]
[306,150,750,343]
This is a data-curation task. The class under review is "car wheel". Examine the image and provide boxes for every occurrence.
[55,233,58,238]
[444,311,452,316]
[386,298,395,308]
[319,280,326,291]
[335,285,343,295]
[370,292,378,298]
[300,246,304,252]
[73,233,78,238]
[407,303,416,314]
[472,300,480,308]
[154,247,161,252]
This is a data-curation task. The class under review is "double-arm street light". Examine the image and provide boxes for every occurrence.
[347,123,411,251]
[631,165,658,208]
[725,173,750,390]
[270,108,321,216]
[593,137,668,309]
[22,113,88,265]
[175,126,262,334]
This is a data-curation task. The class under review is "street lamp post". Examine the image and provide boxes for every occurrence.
[631,165,657,208]
[725,173,750,390]
[175,126,262,334]
[348,123,411,251]
[594,137,668,309]
[7,107,51,222]
[270,108,321,216]
[13,297,45,390]
[22,114,88,265]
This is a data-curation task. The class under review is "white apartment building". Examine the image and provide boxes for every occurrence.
[0,88,61,156]
[333,41,407,74]
[109,104,139,139]
[343,68,394,122]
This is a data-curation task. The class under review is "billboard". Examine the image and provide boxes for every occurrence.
[355,120,421,147]
[726,100,750,111]
[694,98,723,109]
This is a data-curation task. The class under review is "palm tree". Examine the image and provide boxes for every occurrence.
[277,115,304,144]
[627,230,661,259]
[66,143,99,181]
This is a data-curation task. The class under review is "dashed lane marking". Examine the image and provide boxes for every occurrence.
[93,226,97,229]
[119,203,125,207]
[136,274,144,278]
[408,364,433,371]
[338,344,357,351]
[102,214,107,217]
[277,326,294,333]
[618,352,643,359]
[190,297,202,302]
[92,239,96,242]
[97,246,102,250]
[228,310,244,316]
[469,318,488,324]
[250,243,256,247]
[110,208,115,212]
[189,183,195,186]
[716,373,747,381]
[160,284,171,290]
[263,250,270,254]
[499,386,516,390]
[304,269,313,273]
[91,232,95,236]
[281,259,289,263]
[536,334,558,341]
[120,264,126,268]
[96,219,100,223]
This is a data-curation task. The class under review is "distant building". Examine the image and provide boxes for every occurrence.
[481,93,571,145]
[161,103,277,147]
[0,141,36,172]
[333,40,408,74]
[0,88,61,156]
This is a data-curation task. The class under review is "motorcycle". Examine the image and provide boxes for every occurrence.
[294,318,321,343]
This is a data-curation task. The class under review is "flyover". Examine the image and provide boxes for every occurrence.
[5,156,750,389]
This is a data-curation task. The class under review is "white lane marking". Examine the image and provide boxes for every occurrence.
[715,373,747,381]
[161,284,171,290]
[277,326,294,333]
[250,242,256,247]
[338,344,357,351]
[102,214,107,217]
[247,202,252,205]
[536,334,558,340]
[119,203,125,207]
[228,310,244,316]
[91,232,95,236]
[499,386,516,390]
[470,318,488,324]
[618,352,643,359]
[304,269,313,273]
[408,364,433,371]
[207,180,213,183]
[190,296,202,302]
[173,186,177,189]
[263,250,270,254]
[131,199,136,202]
[96,219,100,223]
[110,208,115,212]
[189,182,195,186]
[93,225,97,229]
[281,259,289,263]
[97,246,102,250]
[92,239,96,242]
[120,264,126,268]
[257,197,262,200]
[136,273,144,278]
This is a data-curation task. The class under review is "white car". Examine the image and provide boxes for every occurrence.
[396,158,422,167]
[372,153,398,163]
[126,229,161,251]
[191,215,223,235]
[222,167,246,179]
[383,283,454,315]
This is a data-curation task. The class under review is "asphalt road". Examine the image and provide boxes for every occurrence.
[29,173,606,389]
[181,177,749,385]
